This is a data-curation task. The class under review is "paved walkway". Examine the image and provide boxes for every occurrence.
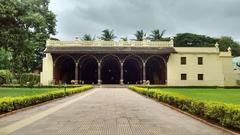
[0,88,232,135]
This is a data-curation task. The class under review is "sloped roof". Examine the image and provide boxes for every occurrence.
[45,46,176,54]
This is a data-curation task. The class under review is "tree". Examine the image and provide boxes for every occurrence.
[0,48,11,69]
[120,37,128,41]
[148,29,166,41]
[100,29,116,41]
[217,36,240,57]
[82,34,94,41]
[134,30,146,41]
[174,33,217,47]
[49,37,60,41]
[0,0,56,78]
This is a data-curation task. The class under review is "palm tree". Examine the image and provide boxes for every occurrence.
[148,29,166,41]
[100,29,116,41]
[120,37,128,41]
[82,34,94,41]
[134,30,146,41]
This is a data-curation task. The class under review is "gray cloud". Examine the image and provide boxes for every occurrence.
[49,0,240,41]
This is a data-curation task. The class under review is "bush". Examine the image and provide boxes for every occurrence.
[128,86,240,131]
[0,70,13,84]
[0,85,94,114]
[20,73,40,87]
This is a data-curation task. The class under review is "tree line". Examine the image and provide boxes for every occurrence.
[81,29,167,41]
[81,29,240,57]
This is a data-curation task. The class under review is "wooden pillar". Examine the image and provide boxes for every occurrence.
[143,62,146,84]
[53,64,60,84]
[120,62,124,84]
[75,62,78,84]
[98,62,101,85]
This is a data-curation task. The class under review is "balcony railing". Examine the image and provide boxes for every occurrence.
[47,40,174,48]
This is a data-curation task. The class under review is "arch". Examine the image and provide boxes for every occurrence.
[145,55,167,65]
[123,57,142,84]
[145,56,166,84]
[100,54,121,63]
[101,55,121,84]
[77,54,99,64]
[79,56,98,84]
[54,55,76,84]
[123,54,144,65]
[54,54,76,65]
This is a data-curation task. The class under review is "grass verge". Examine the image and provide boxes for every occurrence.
[0,85,94,114]
[129,86,240,131]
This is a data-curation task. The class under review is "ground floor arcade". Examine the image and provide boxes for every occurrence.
[53,54,168,85]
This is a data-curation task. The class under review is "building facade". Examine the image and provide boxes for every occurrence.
[40,39,237,86]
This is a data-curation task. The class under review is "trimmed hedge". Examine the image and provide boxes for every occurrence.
[20,73,40,87]
[0,85,94,114]
[129,86,240,131]
[0,70,13,84]
[0,84,84,88]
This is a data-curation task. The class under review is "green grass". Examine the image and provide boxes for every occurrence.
[159,88,240,105]
[0,87,62,97]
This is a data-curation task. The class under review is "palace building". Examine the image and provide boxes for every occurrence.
[40,38,238,86]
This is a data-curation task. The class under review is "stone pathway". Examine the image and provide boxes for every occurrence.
[0,88,232,135]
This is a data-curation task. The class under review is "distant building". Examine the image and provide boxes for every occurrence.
[40,39,238,86]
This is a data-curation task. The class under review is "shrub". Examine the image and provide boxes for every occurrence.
[0,70,13,84]
[20,73,40,87]
[128,86,240,131]
[0,85,94,114]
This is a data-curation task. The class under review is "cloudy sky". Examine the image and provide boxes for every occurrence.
[49,0,240,41]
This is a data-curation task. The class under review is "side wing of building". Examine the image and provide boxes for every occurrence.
[167,47,237,86]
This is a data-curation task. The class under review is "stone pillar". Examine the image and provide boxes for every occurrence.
[75,62,78,84]
[120,62,124,84]
[98,62,101,85]
[143,62,146,84]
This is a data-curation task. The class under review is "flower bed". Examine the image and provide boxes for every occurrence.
[129,86,240,131]
[0,85,94,114]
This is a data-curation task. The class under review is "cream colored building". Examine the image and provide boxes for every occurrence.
[40,39,238,86]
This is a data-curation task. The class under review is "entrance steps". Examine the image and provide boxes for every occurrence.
[96,85,128,88]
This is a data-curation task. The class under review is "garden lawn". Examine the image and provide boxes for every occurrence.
[0,87,61,98]
[160,88,240,105]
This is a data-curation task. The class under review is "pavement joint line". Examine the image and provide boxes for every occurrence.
[0,89,97,135]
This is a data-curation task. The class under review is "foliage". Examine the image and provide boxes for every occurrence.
[0,70,13,84]
[218,36,240,57]
[82,34,95,41]
[174,33,240,56]
[0,85,93,114]
[159,88,240,104]
[148,29,166,41]
[20,73,40,87]
[0,88,59,97]
[0,0,56,76]
[49,37,59,41]
[120,37,128,41]
[134,30,146,41]
[129,86,240,130]
[174,33,217,47]
[100,29,116,41]
[0,48,11,69]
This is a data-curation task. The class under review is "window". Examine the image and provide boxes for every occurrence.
[181,74,187,80]
[181,57,186,65]
[198,74,204,80]
[198,57,203,65]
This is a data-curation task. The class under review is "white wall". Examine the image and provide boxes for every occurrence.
[40,53,53,85]
[167,47,225,86]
